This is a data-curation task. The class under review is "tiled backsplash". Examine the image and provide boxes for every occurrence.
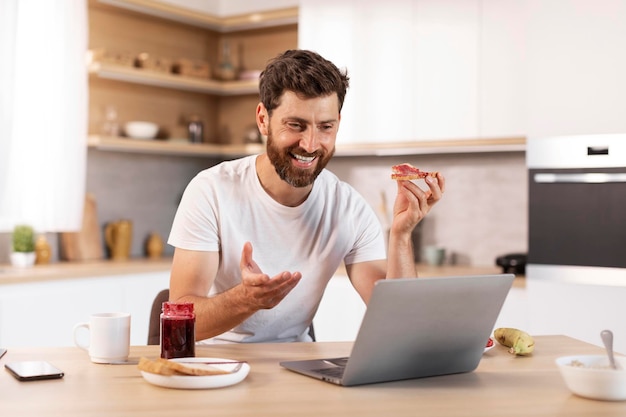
[0,150,527,267]
[328,152,528,266]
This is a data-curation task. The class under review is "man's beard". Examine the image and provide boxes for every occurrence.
[266,129,335,188]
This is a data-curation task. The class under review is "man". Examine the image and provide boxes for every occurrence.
[168,49,445,344]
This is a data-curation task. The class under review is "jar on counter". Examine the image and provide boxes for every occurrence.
[145,232,164,259]
[35,235,51,265]
[160,302,195,359]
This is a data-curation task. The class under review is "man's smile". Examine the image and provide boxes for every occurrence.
[291,152,318,168]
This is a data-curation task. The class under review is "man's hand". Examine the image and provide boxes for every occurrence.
[239,242,302,309]
[386,173,446,279]
[392,173,445,235]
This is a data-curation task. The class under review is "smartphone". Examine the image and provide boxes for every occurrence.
[5,361,64,381]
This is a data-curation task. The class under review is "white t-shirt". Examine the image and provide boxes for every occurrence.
[168,155,386,343]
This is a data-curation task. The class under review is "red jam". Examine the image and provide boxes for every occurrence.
[160,302,195,359]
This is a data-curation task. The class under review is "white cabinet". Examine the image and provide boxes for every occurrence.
[313,275,365,342]
[299,0,525,144]
[0,272,169,348]
[479,0,527,138]
[299,0,414,144]
[526,0,626,138]
[526,277,626,354]
[493,286,529,331]
[413,0,479,141]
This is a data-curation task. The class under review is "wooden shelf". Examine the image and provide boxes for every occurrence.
[88,135,264,158]
[89,61,259,96]
[88,135,526,158]
[97,0,298,32]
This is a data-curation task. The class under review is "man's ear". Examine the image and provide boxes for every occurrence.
[256,103,269,136]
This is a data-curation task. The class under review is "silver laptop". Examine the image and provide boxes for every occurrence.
[280,274,514,386]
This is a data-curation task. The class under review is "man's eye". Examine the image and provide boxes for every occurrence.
[288,122,303,130]
[320,124,333,131]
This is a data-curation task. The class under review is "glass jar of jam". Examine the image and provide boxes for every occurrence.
[160,302,195,359]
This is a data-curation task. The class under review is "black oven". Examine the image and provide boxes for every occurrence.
[527,135,626,270]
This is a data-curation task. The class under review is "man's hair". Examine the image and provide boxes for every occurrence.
[259,49,350,115]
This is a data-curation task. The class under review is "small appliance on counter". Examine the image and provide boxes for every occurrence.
[495,253,527,275]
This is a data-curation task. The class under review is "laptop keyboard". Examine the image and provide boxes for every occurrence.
[312,366,345,378]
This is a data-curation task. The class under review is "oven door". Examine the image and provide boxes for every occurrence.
[529,167,626,268]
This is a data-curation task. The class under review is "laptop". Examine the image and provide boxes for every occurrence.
[280,274,514,386]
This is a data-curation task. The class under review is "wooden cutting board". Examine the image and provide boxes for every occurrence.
[60,193,104,261]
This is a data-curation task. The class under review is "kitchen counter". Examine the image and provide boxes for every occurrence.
[334,262,525,288]
[0,258,173,285]
[0,258,522,287]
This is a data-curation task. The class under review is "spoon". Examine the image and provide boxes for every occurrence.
[601,329,619,370]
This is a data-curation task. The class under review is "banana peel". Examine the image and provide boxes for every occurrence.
[494,327,535,356]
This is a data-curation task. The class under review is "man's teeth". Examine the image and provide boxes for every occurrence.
[293,154,315,163]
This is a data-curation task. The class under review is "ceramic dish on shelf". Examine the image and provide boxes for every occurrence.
[124,121,158,139]
[140,357,250,390]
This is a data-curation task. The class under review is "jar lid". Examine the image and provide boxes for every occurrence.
[162,301,194,317]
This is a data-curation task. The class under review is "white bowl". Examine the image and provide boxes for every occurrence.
[556,355,626,401]
[124,121,158,139]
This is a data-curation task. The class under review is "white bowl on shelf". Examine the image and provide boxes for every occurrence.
[556,355,626,401]
[124,121,158,139]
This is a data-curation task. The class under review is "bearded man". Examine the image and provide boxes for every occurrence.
[167,49,445,344]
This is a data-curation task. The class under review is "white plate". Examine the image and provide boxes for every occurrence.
[140,357,250,390]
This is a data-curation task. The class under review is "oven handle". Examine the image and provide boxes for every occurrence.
[534,173,626,183]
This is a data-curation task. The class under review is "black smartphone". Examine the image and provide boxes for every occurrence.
[5,361,64,381]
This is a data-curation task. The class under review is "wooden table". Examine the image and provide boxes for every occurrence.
[1,336,625,416]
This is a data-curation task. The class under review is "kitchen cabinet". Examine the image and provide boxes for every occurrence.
[0,271,169,348]
[89,0,525,157]
[525,0,626,138]
[526,276,626,355]
[313,275,366,342]
[413,0,479,141]
[299,0,526,144]
[298,0,417,143]
[479,0,527,138]
[88,0,297,154]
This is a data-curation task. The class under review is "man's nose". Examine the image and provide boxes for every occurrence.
[299,129,320,153]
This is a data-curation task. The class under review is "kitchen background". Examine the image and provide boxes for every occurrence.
[83,148,527,266]
[2,0,625,353]
[0,0,530,267]
[2,0,625,269]
[0,146,527,267]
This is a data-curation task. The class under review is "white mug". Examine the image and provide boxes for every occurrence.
[73,312,131,363]
[423,245,446,266]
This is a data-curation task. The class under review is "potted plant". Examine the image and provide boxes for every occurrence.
[10,224,36,267]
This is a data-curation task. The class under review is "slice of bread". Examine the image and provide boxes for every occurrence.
[138,357,229,376]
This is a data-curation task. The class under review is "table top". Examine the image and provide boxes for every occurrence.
[1,336,623,417]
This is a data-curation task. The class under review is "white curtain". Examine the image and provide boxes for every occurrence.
[0,0,88,233]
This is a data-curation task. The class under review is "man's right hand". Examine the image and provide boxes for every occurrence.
[239,241,302,309]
